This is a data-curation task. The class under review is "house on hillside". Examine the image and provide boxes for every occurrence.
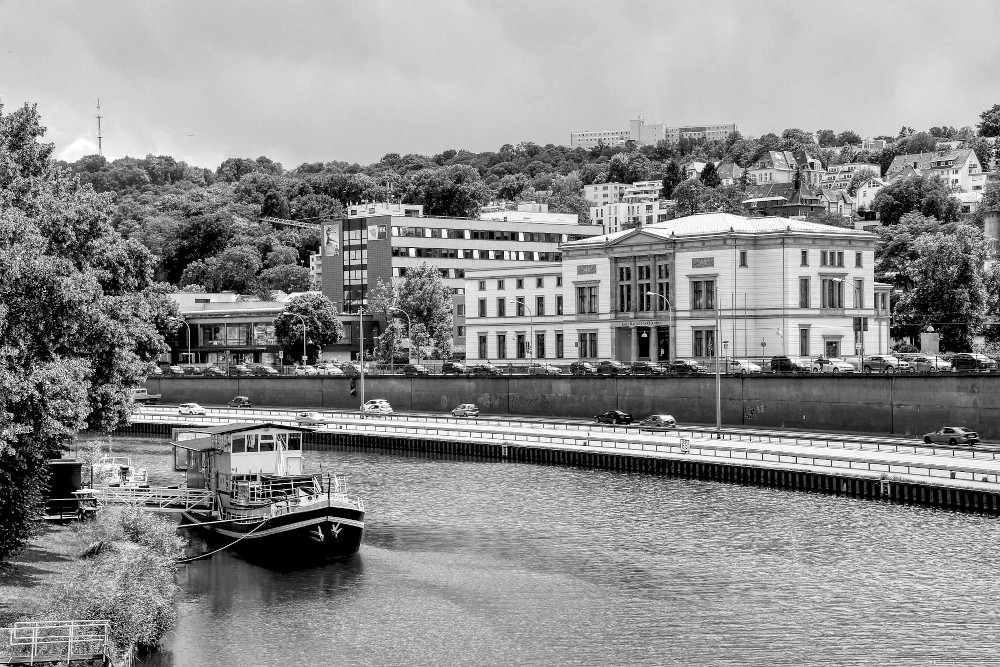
[885,149,987,192]
[716,161,745,186]
[747,150,824,186]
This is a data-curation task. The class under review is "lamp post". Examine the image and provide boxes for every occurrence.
[390,307,414,367]
[516,299,535,365]
[359,305,365,409]
[646,291,671,363]
[177,317,193,364]
[715,285,721,436]
[833,278,864,371]
[288,313,308,365]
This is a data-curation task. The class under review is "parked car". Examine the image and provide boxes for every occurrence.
[923,426,979,446]
[811,357,855,374]
[167,365,185,376]
[638,414,677,429]
[403,364,430,377]
[227,396,252,408]
[665,359,706,375]
[203,366,226,377]
[147,365,163,376]
[295,411,329,425]
[180,365,204,376]
[950,353,998,372]
[441,361,467,375]
[451,403,480,418]
[597,360,627,376]
[294,365,320,376]
[317,363,345,377]
[229,365,253,377]
[769,355,811,374]
[861,355,912,373]
[250,364,279,376]
[361,399,393,415]
[629,361,668,375]
[178,402,206,416]
[904,354,953,373]
[468,363,503,377]
[594,409,633,425]
[569,361,597,376]
[527,363,562,376]
[724,359,762,375]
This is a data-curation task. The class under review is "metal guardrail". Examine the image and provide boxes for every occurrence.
[1,620,111,664]
[94,486,213,511]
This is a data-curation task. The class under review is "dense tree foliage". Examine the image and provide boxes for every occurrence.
[871,175,961,226]
[274,293,343,364]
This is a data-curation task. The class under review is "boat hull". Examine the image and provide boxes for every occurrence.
[180,504,364,562]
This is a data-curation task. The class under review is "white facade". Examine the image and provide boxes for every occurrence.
[622,180,663,202]
[584,182,629,206]
[886,149,987,192]
[590,200,670,234]
[854,177,888,213]
[347,202,423,217]
[748,151,824,186]
[820,163,879,190]
[309,253,322,289]
[464,213,888,367]
[665,124,737,143]
[570,129,629,149]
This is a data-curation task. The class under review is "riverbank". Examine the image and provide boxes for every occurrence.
[0,506,183,660]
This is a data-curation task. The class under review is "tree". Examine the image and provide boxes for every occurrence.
[977,104,1000,137]
[672,178,706,217]
[274,293,343,364]
[159,213,235,284]
[264,245,300,267]
[260,264,313,293]
[366,278,405,364]
[0,100,170,559]
[816,129,837,147]
[402,165,491,217]
[871,175,961,225]
[700,184,745,214]
[699,162,721,188]
[395,263,454,359]
[847,167,878,196]
[661,162,683,198]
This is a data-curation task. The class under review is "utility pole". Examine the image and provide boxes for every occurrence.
[96,98,104,157]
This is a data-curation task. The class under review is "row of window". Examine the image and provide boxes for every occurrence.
[391,226,591,243]
[391,247,563,262]
[481,277,564,291]
[479,332,565,359]
[478,296,565,318]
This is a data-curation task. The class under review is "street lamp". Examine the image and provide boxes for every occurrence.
[287,312,308,365]
[177,317,193,365]
[390,307,415,367]
[832,278,864,371]
[646,291,671,363]
[515,299,535,365]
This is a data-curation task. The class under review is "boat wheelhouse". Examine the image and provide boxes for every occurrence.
[173,422,364,561]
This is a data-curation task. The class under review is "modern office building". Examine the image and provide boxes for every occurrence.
[463,213,890,366]
[665,123,737,144]
[571,118,736,149]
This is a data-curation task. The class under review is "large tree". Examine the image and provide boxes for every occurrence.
[274,293,343,364]
[977,103,1000,137]
[402,165,491,218]
[395,263,454,359]
[699,162,721,188]
[0,100,171,559]
[871,174,960,225]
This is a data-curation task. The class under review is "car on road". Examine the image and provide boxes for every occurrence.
[178,402,207,416]
[451,403,480,417]
[923,426,979,446]
[167,365,185,376]
[569,361,597,376]
[316,363,345,377]
[903,354,953,373]
[597,360,627,376]
[180,365,204,376]
[294,365,320,376]
[638,414,677,429]
[769,355,811,374]
[950,353,998,372]
[811,357,855,374]
[441,361,467,376]
[629,361,668,375]
[594,409,633,425]
[861,355,912,373]
[250,364,279,376]
[468,363,503,377]
[147,365,163,376]
[295,411,329,425]
[361,399,393,415]
[228,396,252,408]
[203,366,226,377]
[665,359,706,375]
[403,364,430,376]
[229,365,253,377]
[725,359,762,375]
[527,363,562,376]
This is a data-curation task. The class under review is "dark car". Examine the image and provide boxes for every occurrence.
[666,359,706,375]
[594,410,633,425]
[228,396,252,408]
[180,365,204,376]
[469,363,503,377]
[769,355,811,374]
[923,426,979,446]
[441,361,467,375]
[229,365,253,377]
[403,364,430,376]
[951,353,998,372]
[203,366,226,377]
[597,360,627,376]
[569,361,597,376]
[250,364,279,376]
[630,361,667,375]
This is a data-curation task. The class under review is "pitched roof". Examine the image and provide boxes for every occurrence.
[561,212,873,247]
[743,183,797,200]
[715,161,745,180]
[887,149,976,174]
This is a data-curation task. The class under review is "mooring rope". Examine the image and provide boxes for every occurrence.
[176,517,269,563]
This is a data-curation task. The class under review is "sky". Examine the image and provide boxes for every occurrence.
[1,0,999,171]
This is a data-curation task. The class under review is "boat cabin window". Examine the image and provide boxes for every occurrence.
[276,433,287,450]
[259,434,275,452]
[245,434,258,453]
[231,436,246,454]
[288,433,302,451]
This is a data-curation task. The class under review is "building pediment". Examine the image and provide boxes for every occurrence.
[605,229,671,248]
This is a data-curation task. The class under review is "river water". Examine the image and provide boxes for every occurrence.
[95,435,1000,666]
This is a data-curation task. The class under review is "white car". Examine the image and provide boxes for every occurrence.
[451,403,480,417]
[361,399,393,415]
[728,359,762,375]
[317,364,345,377]
[811,357,855,374]
[294,365,319,376]
[295,411,328,425]
[178,402,207,415]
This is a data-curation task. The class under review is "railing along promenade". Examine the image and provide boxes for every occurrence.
[0,620,115,665]
[93,485,213,512]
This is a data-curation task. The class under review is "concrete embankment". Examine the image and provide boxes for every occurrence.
[145,374,1000,440]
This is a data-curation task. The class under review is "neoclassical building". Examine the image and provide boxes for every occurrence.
[463,213,891,365]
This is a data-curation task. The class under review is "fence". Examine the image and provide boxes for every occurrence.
[0,620,112,665]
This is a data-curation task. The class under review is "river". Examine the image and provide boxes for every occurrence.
[91,434,1000,666]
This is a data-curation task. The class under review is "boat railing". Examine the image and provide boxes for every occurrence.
[1,620,112,665]
[94,486,214,511]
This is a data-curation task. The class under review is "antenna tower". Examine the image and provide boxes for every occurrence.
[96,98,104,157]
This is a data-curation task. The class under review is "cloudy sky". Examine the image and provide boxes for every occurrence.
[2,0,998,170]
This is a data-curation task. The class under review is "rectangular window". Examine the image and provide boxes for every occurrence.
[456,325,465,337]
[516,334,526,358]
[576,286,598,314]
[231,436,246,454]
[497,334,507,359]
[536,277,544,288]
[555,333,564,358]
[799,328,810,357]
[457,304,465,317]
[515,297,525,317]
[691,280,715,310]
[536,296,545,317]
[578,332,598,359]
[497,279,505,290]
[739,250,748,267]
[799,278,810,308]
[287,433,301,451]
[478,334,487,359]
[854,278,864,309]
[693,329,716,357]
[820,250,828,266]
[516,278,524,289]
[478,280,486,291]
[259,435,275,453]
[536,332,545,359]
[855,252,862,268]
[245,435,258,454]
[556,277,563,287]
[821,278,844,308]
[497,298,506,317]
[618,283,632,311]
[478,299,487,318]
[556,295,564,315]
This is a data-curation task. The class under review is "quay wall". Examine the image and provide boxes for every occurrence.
[143,375,1000,439]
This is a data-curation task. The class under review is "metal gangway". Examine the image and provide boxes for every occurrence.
[0,620,113,665]
[94,486,213,513]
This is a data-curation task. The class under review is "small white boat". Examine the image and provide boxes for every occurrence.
[93,455,149,487]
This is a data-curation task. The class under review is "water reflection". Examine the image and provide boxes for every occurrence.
[110,436,1000,666]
